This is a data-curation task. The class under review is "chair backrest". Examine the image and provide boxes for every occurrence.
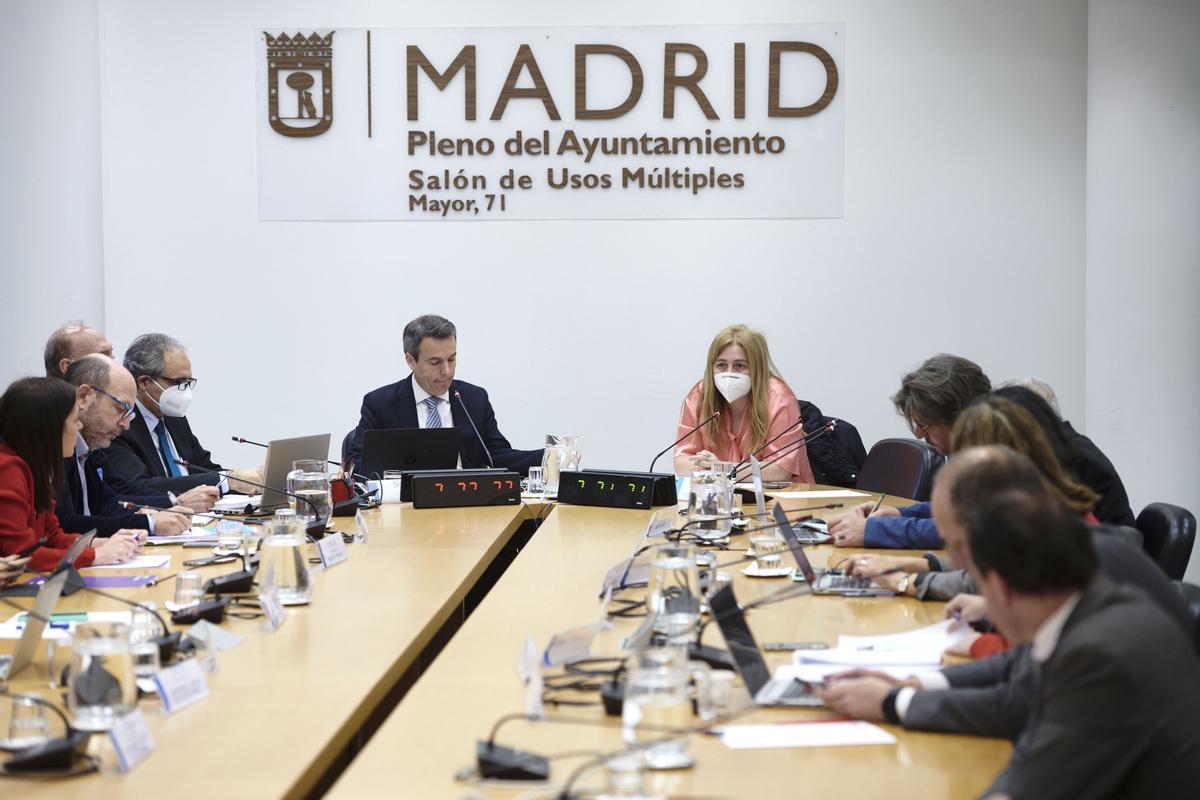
[1171,581,1200,654]
[340,428,356,469]
[1137,503,1197,580]
[855,438,942,502]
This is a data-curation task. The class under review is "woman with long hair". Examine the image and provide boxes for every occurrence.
[0,377,141,572]
[673,324,814,483]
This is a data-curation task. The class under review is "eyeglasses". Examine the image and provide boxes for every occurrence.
[155,376,198,392]
[88,385,136,422]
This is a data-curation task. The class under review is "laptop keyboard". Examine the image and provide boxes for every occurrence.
[820,574,875,590]
[780,680,815,701]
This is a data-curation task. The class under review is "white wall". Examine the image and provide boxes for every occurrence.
[90,0,1089,478]
[1087,0,1200,581]
[0,0,105,385]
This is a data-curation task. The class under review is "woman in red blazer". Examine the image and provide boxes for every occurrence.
[0,377,141,572]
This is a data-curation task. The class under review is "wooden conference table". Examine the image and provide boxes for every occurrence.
[327,495,1012,799]
[2,500,547,797]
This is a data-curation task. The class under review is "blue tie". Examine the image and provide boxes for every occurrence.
[423,396,442,429]
[155,420,182,477]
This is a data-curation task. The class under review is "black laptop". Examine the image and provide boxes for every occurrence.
[356,428,460,479]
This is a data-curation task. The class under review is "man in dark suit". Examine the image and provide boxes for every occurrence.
[821,446,1200,798]
[102,333,261,499]
[346,315,543,473]
[57,355,197,536]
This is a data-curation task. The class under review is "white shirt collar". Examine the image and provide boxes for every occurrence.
[1030,592,1082,662]
[74,433,90,461]
[136,398,162,429]
[411,377,449,405]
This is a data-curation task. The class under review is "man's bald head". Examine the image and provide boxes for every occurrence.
[44,322,113,379]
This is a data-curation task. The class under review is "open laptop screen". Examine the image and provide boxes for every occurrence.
[773,505,817,583]
[709,585,772,695]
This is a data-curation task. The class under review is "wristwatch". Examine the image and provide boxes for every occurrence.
[897,574,912,595]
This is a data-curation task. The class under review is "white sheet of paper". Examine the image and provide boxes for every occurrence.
[721,721,896,750]
[837,619,969,653]
[147,528,218,546]
[86,554,172,570]
[768,490,871,499]
[793,648,945,667]
[0,611,129,640]
[775,663,943,684]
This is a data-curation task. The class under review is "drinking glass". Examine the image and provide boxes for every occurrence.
[215,518,243,551]
[287,459,332,525]
[622,647,694,770]
[687,470,734,541]
[748,530,786,571]
[67,622,137,731]
[522,465,544,494]
[647,544,701,639]
[6,695,51,748]
[174,571,204,607]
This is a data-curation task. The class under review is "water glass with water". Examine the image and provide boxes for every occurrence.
[622,647,694,770]
[647,544,701,639]
[748,530,786,571]
[216,518,244,552]
[67,622,137,731]
[522,465,544,494]
[287,459,332,526]
[174,571,204,607]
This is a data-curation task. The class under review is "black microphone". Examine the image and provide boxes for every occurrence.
[174,460,325,539]
[747,421,835,476]
[231,436,342,468]
[729,418,834,479]
[452,391,493,468]
[648,410,720,473]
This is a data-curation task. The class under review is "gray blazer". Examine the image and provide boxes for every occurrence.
[903,530,1194,740]
[985,578,1200,799]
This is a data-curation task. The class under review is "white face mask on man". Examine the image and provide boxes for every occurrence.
[153,380,193,417]
[713,372,752,404]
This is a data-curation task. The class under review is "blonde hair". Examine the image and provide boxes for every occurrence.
[697,324,786,453]
[949,396,1100,514]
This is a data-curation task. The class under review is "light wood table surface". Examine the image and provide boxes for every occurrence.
[328,492,1012,799]
[1,501,544,798]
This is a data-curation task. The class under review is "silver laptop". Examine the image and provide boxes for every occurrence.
[0,570,70,680]
[258,433,332,511]
[709,584,822,707]
[1,531,96,598]
[777,519,894,597]
[771,501,831,545]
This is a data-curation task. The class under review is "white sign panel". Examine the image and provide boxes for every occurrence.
[257,24,844,220]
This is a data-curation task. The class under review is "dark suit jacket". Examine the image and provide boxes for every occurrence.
[346,376,543,474]
[102,406,223,495]
[984,578,1200,799]
[905,528,1195,740]
[1063,420,1136,528]
[56,452,171,537]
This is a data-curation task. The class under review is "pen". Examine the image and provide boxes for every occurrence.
[869,492,887,515]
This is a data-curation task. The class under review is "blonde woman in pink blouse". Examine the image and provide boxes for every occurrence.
[673,325,815,484]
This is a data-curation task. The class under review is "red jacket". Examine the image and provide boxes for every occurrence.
[0,445,96,571]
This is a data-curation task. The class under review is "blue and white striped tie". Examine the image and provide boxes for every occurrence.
[423,396,442,429]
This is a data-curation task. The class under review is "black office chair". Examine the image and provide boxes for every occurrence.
[797,399,867,488]
[1171,581,1200,653]
[1137,503,1197,581]
[855,438,942,502]
[340,428,356,469]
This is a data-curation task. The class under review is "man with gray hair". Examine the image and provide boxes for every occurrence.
[346,314,543,473]
[43,321,113,379]
[102,333,261,497]
[58,354,200,533]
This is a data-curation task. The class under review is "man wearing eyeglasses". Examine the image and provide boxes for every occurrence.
[102,333,263,498]
[58,354,199,536]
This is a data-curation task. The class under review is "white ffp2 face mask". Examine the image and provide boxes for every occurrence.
[154,381,193,417]
[713,372,752,405]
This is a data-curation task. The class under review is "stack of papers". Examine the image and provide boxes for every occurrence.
[213,493,259,512]
[147,528,219,546]
[769,489,870,499]
[782,620,968,681]
[721,720,896,750]
[85,554,172,570]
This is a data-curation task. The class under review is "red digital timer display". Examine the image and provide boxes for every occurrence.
[411,471,522,508]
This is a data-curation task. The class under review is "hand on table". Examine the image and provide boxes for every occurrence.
[0,555,31,588]
[91,530,144,565]
[828,502,899,547]
[151,506,194,536]
[680,451,718,474]
[176,485,219,512]
[823,668,920,689]
[817,677,895,722]
[844,554,925,578]
[945,593,989,631]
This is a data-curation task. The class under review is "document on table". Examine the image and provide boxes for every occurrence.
[86,554,172,570]
[768,489,871,499]
[787,621,967,669]
[837,619,969,653]
[777,663,944,684]
[147,528,218,546]
[0,610,131,640]
[213,493,259,512]
[721,721,896,750]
